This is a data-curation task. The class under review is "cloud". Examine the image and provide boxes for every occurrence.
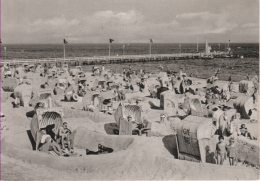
[1,9,255,44]
[18,10,180,43]
[176,12,210,20]
[93,10,144,25]
[241,23,258,28]
[175,11,238,34]
[31,16,80,27]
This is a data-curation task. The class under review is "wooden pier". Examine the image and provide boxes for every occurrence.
[1,52,233,67]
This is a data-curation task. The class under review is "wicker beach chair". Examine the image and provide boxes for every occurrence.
[31,89,57,109]
[30,107,63,151]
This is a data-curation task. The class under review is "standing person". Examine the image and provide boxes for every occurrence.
[215,136,227,165]
[159,64,163,71]
[139,79,145,92]
[246,74,250,80]
[226,137,237,166]
[228,75,232,82]
[92,66,95,74]
[215,68,220,77]
[218,112,228,136]
[113,90,119,101]
[252,87,257,104]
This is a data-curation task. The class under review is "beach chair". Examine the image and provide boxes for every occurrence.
[64,85,76,101]
[114,103,142,126]
[132,119,152,137]
[115,103,151,136]
[142,119,152,137]
[1,77,18,92]
[175,116,217,163]
[119,118,132,135]
[183,97,205,117]
[30,107,63,151]
[98,92,114,113]
[31,89,57,109]
[14,84,33,107]
[54,82,66,96]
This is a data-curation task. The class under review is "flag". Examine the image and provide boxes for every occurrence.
[150,39,153,43]
[64,39,68,44]
[109,39,114,43]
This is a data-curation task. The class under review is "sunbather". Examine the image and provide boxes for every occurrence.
[40,129,63,156]
[58,122,74,153]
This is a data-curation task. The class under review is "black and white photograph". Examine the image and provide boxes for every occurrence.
[1,0,259,180]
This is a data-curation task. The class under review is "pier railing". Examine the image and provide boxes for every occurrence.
[1,52,229,65]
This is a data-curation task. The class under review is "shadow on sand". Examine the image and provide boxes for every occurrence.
[104,123,119,135]
[27,130,36,150]
[162,134,178,158]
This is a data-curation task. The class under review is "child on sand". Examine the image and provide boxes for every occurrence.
[226,137,237,166]
[215,136,227,165]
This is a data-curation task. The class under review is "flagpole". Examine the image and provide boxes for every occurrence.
[149,42,151,56]
[197,38,198,53]
[109,43,111,59]
[4,47,7,60]
[64,43,66,61]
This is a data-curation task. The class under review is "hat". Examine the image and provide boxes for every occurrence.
[127,115,132,118]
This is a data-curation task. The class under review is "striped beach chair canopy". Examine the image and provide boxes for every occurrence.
[114,102,142,126]
[31,88,54,109]
[30,107,63,140]
[176,116,217,163]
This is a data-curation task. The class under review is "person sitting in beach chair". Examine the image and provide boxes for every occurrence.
[39,129,63,156]
[58,122,74,153]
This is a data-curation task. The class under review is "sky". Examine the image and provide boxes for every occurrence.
[1,0,259,44]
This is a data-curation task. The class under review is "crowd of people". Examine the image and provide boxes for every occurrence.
[215,123,253,166]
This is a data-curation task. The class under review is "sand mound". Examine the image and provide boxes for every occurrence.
[1,128,134,172]
[1,128,259,179]
[73,127,134,151]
